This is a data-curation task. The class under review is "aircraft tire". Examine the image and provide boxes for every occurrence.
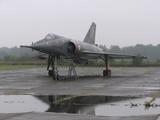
[48,70,53,76]
[103,70,108,76]
[53,75,56,80]
[108,70,111,77]
[57,75,60,80]
[53,75,60,80]
[103,70,106,77]
[103,70,111,77]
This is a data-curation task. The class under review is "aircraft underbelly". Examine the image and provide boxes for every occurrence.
[81,54,100,60]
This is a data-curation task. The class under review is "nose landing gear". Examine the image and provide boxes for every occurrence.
[47,55,60,80]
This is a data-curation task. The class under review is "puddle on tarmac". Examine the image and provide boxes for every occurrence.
[0,95,160,116]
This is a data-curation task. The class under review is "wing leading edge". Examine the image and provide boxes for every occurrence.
[82,51,147,59]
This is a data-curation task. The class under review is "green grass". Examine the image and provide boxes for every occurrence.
[1,64,159,70]
[0,64,97,70]
[0,65,46,70]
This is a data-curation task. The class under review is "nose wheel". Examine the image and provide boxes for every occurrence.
[48,70,60,80]
[48,70,53,76]
[48,55,61,80]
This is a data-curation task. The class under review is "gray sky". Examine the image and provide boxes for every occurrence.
[0,0,160,48]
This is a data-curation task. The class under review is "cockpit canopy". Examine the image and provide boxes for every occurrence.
[34,33,63,45]
[45,33,62,40]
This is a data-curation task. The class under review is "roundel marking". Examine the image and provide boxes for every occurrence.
[78,44,81,51]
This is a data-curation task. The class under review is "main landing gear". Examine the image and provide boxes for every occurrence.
[103,55,111,77]
[47,55,78,80]
[47,54,111,79]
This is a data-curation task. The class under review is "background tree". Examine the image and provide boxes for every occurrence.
[132,54,143,66]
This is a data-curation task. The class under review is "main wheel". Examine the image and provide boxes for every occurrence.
[103,70,111,77]
[108,70,111,77]
[103,70,107,77]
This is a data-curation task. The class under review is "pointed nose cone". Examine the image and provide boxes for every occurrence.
[21,38,49,53]
[29,43,42,51]
[20,44,41,51]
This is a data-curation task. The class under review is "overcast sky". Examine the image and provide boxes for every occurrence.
[0,0,160,48]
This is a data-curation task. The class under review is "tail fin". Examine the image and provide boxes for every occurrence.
[83,22,96,44]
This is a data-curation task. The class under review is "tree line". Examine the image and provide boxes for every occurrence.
[0,46,37,60]
[99,44,160,62]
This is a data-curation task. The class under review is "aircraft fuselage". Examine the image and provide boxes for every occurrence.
[28,34,104,60]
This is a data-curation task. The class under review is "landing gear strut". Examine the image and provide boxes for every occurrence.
[68,59,78,79]
[48,55,60,80]
[47,49,78,80]
[103,55,111,77]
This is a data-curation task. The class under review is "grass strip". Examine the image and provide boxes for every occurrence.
[0,65,45,70]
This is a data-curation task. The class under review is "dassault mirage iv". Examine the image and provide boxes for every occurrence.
[21,22,147,80]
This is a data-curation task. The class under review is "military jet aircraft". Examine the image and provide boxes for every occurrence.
[21,22,147,80]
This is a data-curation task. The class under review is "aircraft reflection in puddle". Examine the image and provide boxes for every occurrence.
[0,95,160,116]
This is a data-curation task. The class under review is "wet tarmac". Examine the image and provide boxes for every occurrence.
[0,67,160,119]
[1,95,160,117]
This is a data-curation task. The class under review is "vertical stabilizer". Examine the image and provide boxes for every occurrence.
[83,22,96,44]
